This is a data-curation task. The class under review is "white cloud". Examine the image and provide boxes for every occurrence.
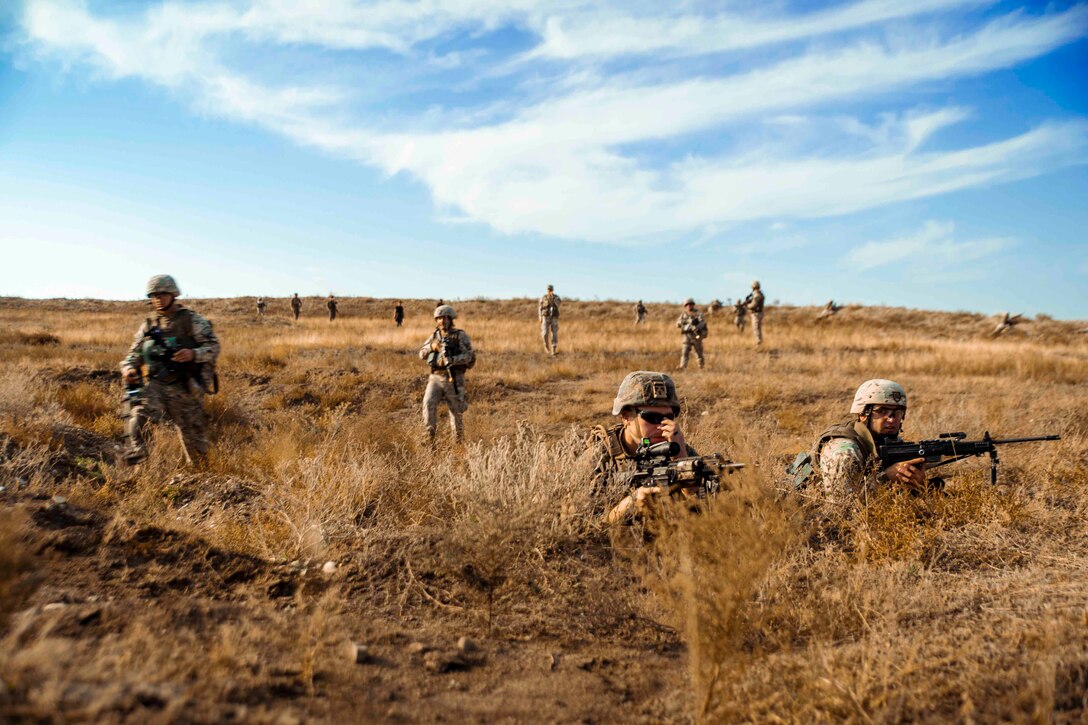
[844,220,1012,271]
[16,1,1088,244]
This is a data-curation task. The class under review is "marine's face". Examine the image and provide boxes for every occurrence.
[437,316,453,332]
[148,292,174,312]
[623,405,675,446]
[684,303,694,312]
[866,405,906,437]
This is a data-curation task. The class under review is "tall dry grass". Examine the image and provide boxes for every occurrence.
[1,295,1086,721]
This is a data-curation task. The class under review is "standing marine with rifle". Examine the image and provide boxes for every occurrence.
[419,304,475,444]
[120,274,220,465]
[676,298,708,370]
[538,284,561,356]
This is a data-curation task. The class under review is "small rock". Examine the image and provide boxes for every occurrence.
[456,636,477,655]
[545,653,559,671]
[346,641,371,664]
[406,641,429,656]
[322,560,337,575]
[51,495,68,505]
[42,602,67,612]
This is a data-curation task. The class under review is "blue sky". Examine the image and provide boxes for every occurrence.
[1,0,1086,317]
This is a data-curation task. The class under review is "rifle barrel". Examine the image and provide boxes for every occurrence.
[990,435,1061,444]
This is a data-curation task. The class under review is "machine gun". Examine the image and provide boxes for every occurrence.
[630,440,745,501]
[878,432,1060,485]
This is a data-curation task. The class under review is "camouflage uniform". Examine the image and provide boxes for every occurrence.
[813,419,899,499]
[676,303,706,369]
[991,312,1024,337]
[747,284,764,345]
[419,314,475,442]
[733,300,747,332]
[806,379,909,499]
[256,297,266,316]
[634,301,646,325]
[327,297,338,321]
[290,294,302,320]
[121,284,220,465]
[539,290,560,355]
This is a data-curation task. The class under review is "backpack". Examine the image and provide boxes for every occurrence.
[786,420,868,489]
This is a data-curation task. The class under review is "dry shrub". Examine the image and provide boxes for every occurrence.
[640,472,795,721]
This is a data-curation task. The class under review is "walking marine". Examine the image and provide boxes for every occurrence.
[256,297,266,317]
[733,299,747,332]
[539,284,561,355]
[420,305,476,443]
[327,294,338,322]
[290,293,302,320]
[676,298,707,369]
[634,300,646,325]
[120,274,220,466]
[394,301,405,327]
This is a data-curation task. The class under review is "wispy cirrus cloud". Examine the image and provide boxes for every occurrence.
[844,220,1012,271]
[15,0,1088,243]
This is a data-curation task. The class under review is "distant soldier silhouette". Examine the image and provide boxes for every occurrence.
[256,297,266,317]
[746,281,765,346]
[676,298,707,369]
[326,294,338,322]
[290,293,302,321]
[733,299,747,332]
[394,301,405,327]
[817,299,843,321]
[991,312,1025,337]
[635,300,647,325]
[539,284,561,355]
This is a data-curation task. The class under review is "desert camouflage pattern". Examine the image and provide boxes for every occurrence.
[419,328,474,441]
[733,300,747,331]
[539,293,560,319]
[676,309,706,369]
[120,304,219,464]
[611,370,681,415]
[850,379,907,414]
[991,312,1025,337]
[145,274,181,297]
[125,379,210,465]
[747,289,765,344]
[434,304,457,319]
[817,436,882,499]
[256,297,266,316]
[121,306,220,377]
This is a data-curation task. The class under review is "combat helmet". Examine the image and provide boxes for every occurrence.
[434,304,457,319]
[146,274,180,297]
[850,379,907,414]
[751,280,761,290]
[612,371,681,416]
[683,297,695,306]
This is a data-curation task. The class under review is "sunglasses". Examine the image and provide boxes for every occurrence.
[636,410,675,425]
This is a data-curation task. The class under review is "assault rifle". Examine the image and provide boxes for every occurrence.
[631,440,745,500]
[426,332,462,394]
[145,320,200,388]
[120,377,142,420]
[878,432,1060,485]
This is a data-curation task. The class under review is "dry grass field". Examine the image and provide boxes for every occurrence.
[1,295,1086,723]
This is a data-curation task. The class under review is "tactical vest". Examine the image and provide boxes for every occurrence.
[140,309,218,392]
[787,418,876,490]
[541,295,560,318]
[141,310,197,383]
